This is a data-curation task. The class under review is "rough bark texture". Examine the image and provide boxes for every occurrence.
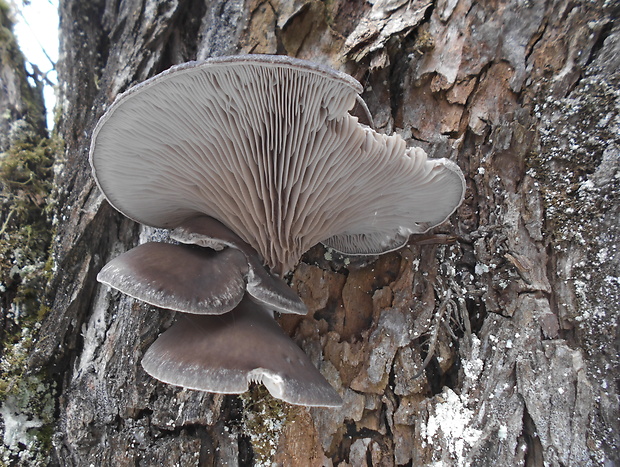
[0,4,45,153]
[10,0,620,465]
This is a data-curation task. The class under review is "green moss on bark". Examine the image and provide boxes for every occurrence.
[0,125,62,465]
[0,3,61,463]
[240,386,288,466]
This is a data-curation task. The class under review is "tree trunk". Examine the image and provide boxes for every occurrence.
[5,0,619,465]
[0,4,56,464]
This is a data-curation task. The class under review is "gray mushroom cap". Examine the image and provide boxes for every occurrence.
[98,235,307,315]
[90,54,465,275]
[97,242,247,314]
[141,296,342,407]
[171,215,307,314]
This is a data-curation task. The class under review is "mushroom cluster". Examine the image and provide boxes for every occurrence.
[90,54,465,407]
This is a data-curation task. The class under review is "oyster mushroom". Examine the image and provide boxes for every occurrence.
[142,296,342,407]
[97,242,248,315]
[90,54,465,407]
[98,219,307,316]
[90,54,465,276]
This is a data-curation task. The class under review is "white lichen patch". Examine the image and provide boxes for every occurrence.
[240,387,287,466]
[426,388,483,466]
[75,282,111,378]
[533,69,620,326]
[0,322,55,464]
[530,63,619,461]
[461,335,484,381]
[0,374,55,465]
[1,394,42,448]
[474,262,490,275]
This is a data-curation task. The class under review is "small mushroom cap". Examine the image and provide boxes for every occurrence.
[141,296,342,407]
[170,213,268,257]
[90,54,465,273]
[244,261,307,315]
[172,216,307,315]
[97,242,248,315]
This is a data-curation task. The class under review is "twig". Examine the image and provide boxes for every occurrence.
[0,208,16,236]
[411,292,451,380]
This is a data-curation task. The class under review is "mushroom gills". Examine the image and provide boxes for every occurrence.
[90,55,466,274]
[141,296,342,407]
[90,55,467,408]
[97,242,248,315]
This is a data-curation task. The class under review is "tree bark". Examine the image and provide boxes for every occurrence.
[9,0,619,465]
[0,5,56,464]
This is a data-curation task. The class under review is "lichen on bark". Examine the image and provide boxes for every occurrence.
[14,0,619,465]
[0,3,61,464]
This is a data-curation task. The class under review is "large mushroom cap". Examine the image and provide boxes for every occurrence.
[142,296,342,407]
[90,54,465,274]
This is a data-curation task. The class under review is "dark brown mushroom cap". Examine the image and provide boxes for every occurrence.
[141,296,342,407]
[171,216,307,315]
[90,54,465,274]
[97,242,248,314]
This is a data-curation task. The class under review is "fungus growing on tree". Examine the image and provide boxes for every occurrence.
[90,54,465,407]
[141,296,343,407]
